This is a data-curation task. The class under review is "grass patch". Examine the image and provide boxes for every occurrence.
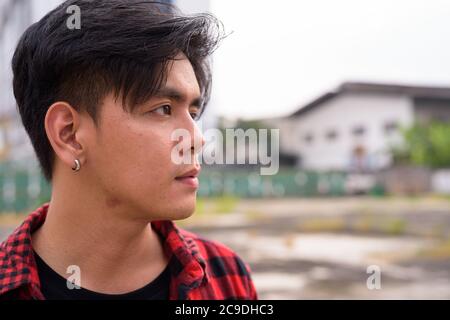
[380,218,408,236]
[352,215,407,236]
[194,195,240,215]
[298,217,346,233]
[352,214,375,233]
[212,195,239,214]
[244,210,265,221]
[418,239,450,259]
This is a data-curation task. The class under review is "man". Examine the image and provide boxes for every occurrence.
[0,0,257,300]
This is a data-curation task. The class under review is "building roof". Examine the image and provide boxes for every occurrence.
[291,81,450,118]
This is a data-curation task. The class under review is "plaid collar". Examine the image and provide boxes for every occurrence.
[0,203,209,299]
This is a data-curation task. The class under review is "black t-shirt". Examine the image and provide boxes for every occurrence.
[33,251,171,300]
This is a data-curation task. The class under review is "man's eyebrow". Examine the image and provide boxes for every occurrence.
[154,87,203,108]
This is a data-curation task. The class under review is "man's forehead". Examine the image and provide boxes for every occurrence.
[164,56,201,97]
[157,58,202,105]
[154,84,203,108]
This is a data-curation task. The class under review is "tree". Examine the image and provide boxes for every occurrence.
[392,121,450,168]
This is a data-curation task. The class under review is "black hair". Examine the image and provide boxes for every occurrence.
[12,0,223,182]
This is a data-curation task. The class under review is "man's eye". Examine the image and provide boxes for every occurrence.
[152,105,172,116]
[190,112,199,120]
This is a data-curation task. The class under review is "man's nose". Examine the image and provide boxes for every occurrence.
[190,120,205,155]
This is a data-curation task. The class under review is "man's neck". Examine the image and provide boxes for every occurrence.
[31,176,169,294]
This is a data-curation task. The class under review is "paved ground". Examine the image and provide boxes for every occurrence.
[2,196,450,299]
[183,197,450,299]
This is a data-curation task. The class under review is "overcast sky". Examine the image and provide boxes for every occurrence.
[209,0,450,119]
[27,0,450,121]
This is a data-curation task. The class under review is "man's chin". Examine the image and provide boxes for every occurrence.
[170,212,194,222]
[164,201,197,221]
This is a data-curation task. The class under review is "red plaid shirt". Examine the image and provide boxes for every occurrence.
[0,203,257,300]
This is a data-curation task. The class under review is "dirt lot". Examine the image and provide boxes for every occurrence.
[183,196,450,299]
[2,196,450,299]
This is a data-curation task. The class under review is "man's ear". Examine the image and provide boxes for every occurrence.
[44,102,85,170]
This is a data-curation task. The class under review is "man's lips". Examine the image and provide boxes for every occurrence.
[176,167,201,179]
[175,167,201,188]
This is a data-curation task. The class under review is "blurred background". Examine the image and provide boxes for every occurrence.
[1,0,450,299]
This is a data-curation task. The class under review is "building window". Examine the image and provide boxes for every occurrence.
[384,121,398,135]
[304,133,314,144]
[352,125,366,137]
[326,129,338,141]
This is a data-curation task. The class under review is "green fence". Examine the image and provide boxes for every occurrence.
[198,168,352,198]
[0,162,384,213]
[0,161,51,213]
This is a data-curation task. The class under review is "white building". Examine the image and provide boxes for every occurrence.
[271,82,450,172]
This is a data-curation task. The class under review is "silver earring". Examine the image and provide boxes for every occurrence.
[72,159,81,172]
